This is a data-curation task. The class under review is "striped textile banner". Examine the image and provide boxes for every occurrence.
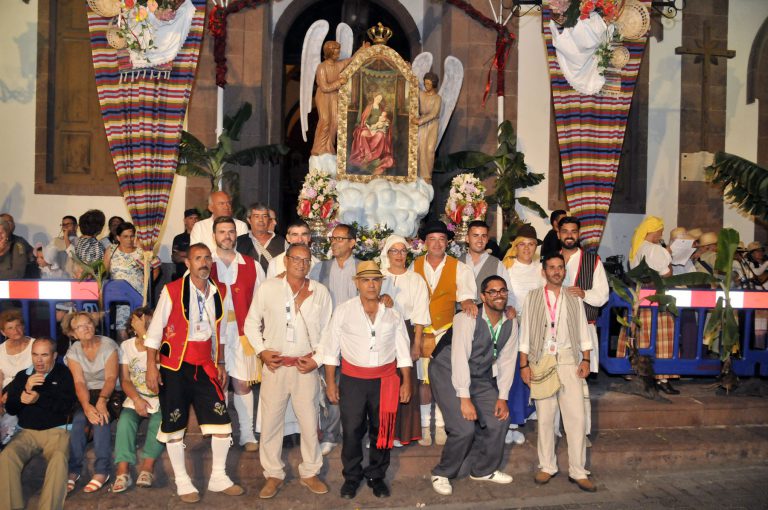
[542,6,648,250]
[86,0,206,254]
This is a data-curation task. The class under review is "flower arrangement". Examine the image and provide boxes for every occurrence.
[297,169,339,222]
[550,0,619,27]
[111,0,184,54]
[444,173,488,228]
[353,223,394,262]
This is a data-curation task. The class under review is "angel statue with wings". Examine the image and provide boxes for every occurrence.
[410,54,464,182]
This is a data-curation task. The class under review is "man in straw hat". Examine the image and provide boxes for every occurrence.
[429,275,518,496]
[411,220,477,447]
[693,231,719,276]
[244,243,333,499]
[619,216,680,395]
[322,260,413,499]
[519,253,596,492]
[209,216,265,453]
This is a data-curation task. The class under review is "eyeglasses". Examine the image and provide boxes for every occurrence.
[387,248,408,256]
[329,236,353,242]
[286,255,312,266]
[483,289,509,297]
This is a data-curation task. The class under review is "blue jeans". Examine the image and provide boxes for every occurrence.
[68,409,112,476]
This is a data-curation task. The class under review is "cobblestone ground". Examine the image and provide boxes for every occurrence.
[24,461,766,509]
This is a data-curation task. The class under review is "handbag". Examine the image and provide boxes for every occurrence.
[88,389,126,421]
[528,354,561,400]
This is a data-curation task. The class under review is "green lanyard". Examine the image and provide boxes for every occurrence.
[485,317,504,359]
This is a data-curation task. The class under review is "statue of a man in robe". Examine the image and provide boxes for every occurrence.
[310,41,351,156]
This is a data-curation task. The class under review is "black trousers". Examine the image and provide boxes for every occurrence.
[339,373,390,482]
[159,362,230,435]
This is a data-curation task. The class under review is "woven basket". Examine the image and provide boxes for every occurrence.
[617,0,650,40]
[106,21,127,50]
[88,0,121,18]
[611,45,630,69]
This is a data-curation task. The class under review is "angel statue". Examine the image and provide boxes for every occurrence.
[301,20,364,164]
[410,54,464,182]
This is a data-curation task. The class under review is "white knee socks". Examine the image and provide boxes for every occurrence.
[208,436,234,491]
[166,441,197,495]
[232,392,256,445]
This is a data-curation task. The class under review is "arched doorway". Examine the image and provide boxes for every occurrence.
[271,0,421,225]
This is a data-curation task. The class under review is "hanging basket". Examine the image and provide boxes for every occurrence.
[616,0,650,40]
[106,20,127,50]
[87,0,122,18]
[610,45,630,69]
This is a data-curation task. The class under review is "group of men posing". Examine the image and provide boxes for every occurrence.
[7,190,606,505]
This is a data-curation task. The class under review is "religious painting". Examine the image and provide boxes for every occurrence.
[337,43,418,183]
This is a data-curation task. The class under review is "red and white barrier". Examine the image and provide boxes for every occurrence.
[638,289,768,309]
[0,280,99,301]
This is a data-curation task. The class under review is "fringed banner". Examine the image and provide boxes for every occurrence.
[543,6,648,250]
[86,0,206,259]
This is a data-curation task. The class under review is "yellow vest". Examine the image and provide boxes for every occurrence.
[413,255,458,330]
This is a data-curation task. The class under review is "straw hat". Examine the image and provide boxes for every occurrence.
[698,231,718,247]
[669,227,689,241]
[747,241,764,252]
[353,260,384,279]
[687,228,703,240]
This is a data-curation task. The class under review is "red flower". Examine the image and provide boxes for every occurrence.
[320,199,335,219]
[449,204,465,224]
[474,201,488,219]
[125,0,135,8]
[297,199,311,218]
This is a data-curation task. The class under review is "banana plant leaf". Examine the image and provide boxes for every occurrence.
[707,152,768,221]
[715,228,740,290]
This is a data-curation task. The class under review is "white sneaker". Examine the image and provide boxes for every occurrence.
[431,475,452,495]
[505,429,525,445]
[434,426,447,446]
[470,470,513,484]
[320,442,336,456]
[393,440,403,448]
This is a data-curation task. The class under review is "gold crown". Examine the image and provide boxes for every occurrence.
[367,22,393,45]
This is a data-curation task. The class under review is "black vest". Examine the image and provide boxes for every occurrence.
[576,250,600,323]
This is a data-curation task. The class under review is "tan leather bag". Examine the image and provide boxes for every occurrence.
[529,354,561,400]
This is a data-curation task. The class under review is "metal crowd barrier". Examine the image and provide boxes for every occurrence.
[598,289,768,377]
[0,279,142,341]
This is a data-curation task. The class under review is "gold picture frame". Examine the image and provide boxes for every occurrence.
[336,43,419,183]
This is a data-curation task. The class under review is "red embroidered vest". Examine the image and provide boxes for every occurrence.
[210,254,257,336]
[159,276,223,371]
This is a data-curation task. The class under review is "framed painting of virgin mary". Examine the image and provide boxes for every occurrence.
[336,43,419,183]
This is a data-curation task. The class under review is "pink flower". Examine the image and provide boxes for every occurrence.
[147,0,158,13]
[305,187,318,199]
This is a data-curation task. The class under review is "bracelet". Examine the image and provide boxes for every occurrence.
[519,364,529,369]
[580,359,590,364]
[98,395,109,401]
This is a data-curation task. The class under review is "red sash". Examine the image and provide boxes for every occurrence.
[183,340,224,401]
[341,359,398,449]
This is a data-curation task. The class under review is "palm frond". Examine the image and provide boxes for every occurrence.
[223,102,253,141]
[226,144,290,167]
[707,152,768,220]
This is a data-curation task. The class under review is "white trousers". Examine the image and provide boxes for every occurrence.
[534,351,589,479]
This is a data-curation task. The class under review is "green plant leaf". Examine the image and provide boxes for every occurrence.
[707,152,768,220]
[226,144,290,167]
[223,102,252,141]
[664,272,717,287]
[516,196,548,218]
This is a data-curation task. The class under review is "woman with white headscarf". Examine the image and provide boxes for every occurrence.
[380,235,431,446]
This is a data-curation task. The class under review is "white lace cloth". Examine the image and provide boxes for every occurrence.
[126,0,196,69]
[550,12,608,95]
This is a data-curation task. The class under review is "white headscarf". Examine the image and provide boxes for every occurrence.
[380,235,408,271]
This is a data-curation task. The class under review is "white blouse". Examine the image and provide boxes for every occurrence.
[381,269,431,326]
[506,260,545,315]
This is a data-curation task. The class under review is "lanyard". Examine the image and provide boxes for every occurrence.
[195,284,208,322]
[364,310,377,351]
[544,288,560,341]
[485,316,504,358]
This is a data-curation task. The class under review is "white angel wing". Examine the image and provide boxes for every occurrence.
[336,23,353,60]
[437,56,464,147]
[300,20,330,142]
[411,52,433,91]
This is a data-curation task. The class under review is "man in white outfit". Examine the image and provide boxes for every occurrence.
[189,191,248,254]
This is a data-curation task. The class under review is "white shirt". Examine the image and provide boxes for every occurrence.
[451,309,518,400]
[326,257,359,308]
[189,217,249,254]
[465,252,515,306]
[506,260,545,315]
[518,288,592,355]
[244,277,333,365]
[631,241,671,275]
[322,297,413,369]
[381,269,431,325]
[145,280,221,350]
[563,248,609,309]
[266,252,321,279]
[0,340,33,389]
[213,252,265,348]
[410,255,477,303]
[119,337,160,413]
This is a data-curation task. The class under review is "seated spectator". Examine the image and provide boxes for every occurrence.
[36,245,68,279]
[0,219,28,280]
[112,307,163,493]
[73,210,106,279]
[171,208,200,279]
[0,337,76,510]
[51,215,78,277]
[0,310,34,446]
[104,222,161,341]
[101,216,125,250]
[0,214,34,268]
[65,312,119,494]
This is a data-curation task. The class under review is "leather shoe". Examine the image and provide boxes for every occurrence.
[367,478,390,498]
[568,476,597,492]
[340,480,359,499]
[657,380,680,395]
[259,478,283,499]
[534,471,556,485]
[300,476,328,495]
[179,492,201,504]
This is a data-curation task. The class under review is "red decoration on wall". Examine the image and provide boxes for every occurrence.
[445,0,515,105]
[208,0,269,87]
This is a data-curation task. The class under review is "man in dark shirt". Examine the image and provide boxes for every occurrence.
[236,203,285,273]
[541,209,566,260]
[0,337,76,510]
[172,208,200,279]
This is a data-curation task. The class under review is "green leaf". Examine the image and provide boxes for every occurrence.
[223,102,253,141]
[226,144,290,167]
[715,227,740,276]
[707,152,768,220]
[721,305,739,358]
[516,196,548,218]
[703,298,724,346]
[664,272,717,287]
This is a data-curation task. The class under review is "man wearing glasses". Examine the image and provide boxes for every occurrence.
[244,243,333,499]
[429,276,517,496]
[51,215,78,277]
